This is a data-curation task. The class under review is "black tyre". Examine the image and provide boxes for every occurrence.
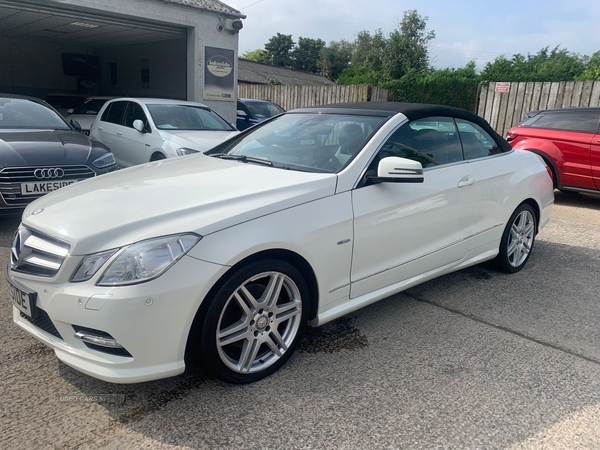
[199,259,309,384]
[494,203,537,273]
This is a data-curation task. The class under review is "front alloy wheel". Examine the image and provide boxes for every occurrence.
[200,259,309,383]
[495,203,537,273]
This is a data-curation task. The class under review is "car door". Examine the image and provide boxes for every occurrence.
[526,111,597,190]
[118,101,156,166]
[350,117,483,299]
[456,118,517,242]
[96,101,127,166]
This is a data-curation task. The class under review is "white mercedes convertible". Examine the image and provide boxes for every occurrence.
[7,102,554,384]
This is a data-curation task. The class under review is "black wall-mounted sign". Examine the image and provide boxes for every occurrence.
[203,46,235,102]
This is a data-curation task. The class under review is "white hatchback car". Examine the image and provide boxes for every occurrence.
[8,102,554,385]
[89,98,239,167]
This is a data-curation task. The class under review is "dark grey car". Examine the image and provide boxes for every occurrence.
[0,94,117,214]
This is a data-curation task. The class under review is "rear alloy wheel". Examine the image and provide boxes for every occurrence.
[200,259,309,383]
[494,204,537,273]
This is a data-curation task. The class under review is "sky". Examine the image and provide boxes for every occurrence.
[224,0,600,70]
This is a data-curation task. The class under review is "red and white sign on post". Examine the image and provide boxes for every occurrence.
[495,82,511,93]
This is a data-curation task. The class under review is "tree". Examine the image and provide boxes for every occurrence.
[480,46,587,82]
[317,39,354,81]
[351,29,387,75]
[264,33,296,67]
[577,51,600,80]
[292,37,325,73]
[338,10,435,84]
[383,10,435,80]
[241,49,269,63]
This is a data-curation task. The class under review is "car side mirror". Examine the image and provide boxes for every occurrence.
[237,110,249,120]
[133,119,146,133]
[66,108,74,114]
[70,119,82,131]
[368,157,424,183]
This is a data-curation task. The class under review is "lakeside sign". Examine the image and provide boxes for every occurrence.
[203,46,235,102]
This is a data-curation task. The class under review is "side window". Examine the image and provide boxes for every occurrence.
[100,103,112,122]
[376,116,463,169]
[103,101,127,125]
[124,102,148,130]
[456,119,502,160]
[528,112,600,133]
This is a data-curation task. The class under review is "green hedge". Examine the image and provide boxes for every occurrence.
[380,73,480,112]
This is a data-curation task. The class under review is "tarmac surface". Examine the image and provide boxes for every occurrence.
[1,191,599,449]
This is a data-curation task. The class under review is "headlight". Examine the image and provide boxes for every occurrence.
[176,148,199,156]
[71,249,118,282]
[93,153,116,168]
[97,234,201,286]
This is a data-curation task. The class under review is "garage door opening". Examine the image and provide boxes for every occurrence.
[0,0,188,104]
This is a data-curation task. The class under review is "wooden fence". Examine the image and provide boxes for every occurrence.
[238,84,388,111]
[477,81,600,136]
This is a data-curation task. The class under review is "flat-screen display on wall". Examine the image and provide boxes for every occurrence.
[62,53,100,78]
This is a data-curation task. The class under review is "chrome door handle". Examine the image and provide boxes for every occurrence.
[116,132,123,136]
[98,127,103,131]
[458,177,475,188]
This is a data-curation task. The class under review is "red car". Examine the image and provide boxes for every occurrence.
[507,107,600,194]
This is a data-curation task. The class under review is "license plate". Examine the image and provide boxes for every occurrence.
[21,180,78,196]
[5,265,37,319]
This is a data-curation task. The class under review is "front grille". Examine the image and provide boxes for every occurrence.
[0,165,95,206]
[11,227,70,277]
[20,308,62,340]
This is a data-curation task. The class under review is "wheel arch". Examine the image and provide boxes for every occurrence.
[226,249,319,321]
[150,151,167,161]
[519,198,541,234]
[185,248,319,364]
[526,148,560,188]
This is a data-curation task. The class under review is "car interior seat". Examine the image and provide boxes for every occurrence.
[338,123,365,155]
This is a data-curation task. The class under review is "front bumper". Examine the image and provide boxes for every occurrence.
[9,254,228,383]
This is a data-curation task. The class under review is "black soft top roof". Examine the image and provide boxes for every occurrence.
[293,102,511,153]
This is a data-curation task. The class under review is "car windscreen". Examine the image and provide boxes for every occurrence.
[220,113,388,173]
[0,98,70,130]
[245,101,284,118]
[72,99,109,115]
[147,104,235,131]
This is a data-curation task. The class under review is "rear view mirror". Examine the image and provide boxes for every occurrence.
[70,119,82,131]
[368,157,424,183]
[133,119,146,133]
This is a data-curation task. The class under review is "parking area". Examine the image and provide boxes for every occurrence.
[2,191,600,449]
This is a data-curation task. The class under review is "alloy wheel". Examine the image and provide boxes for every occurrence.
[216,271,303,374]
[507,209,535,268]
